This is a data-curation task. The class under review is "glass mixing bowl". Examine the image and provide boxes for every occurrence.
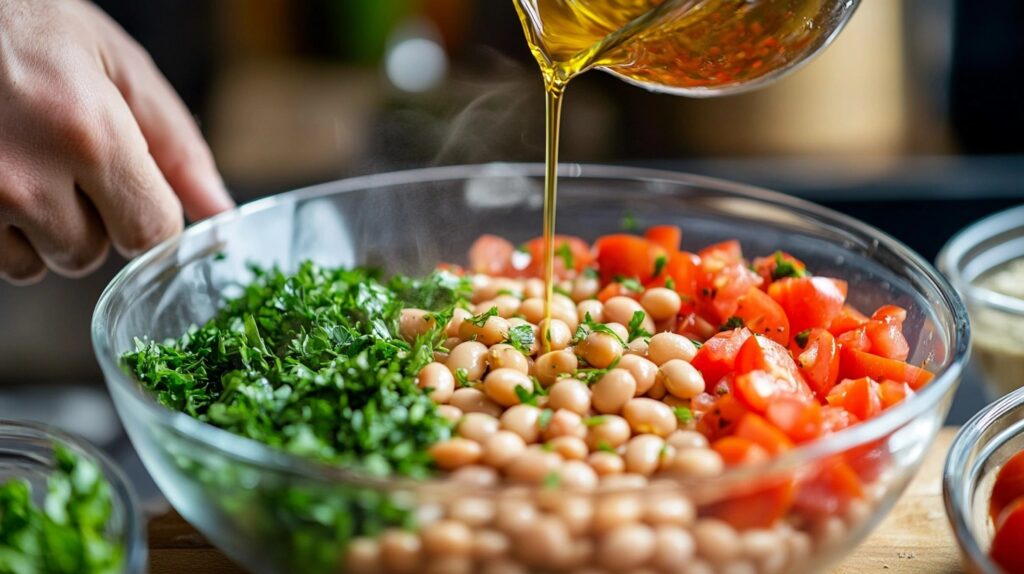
[939,204,1024,399]
[944,385,1024,574]
[92,164,968,574]
[0,420,147,573]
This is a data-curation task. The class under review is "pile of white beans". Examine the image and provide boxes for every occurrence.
[342,274,890,574]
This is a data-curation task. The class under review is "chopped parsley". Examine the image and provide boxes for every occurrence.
[0,445,124,573]
[664,276,676,291]
[596,441,617,454]
[794,329,812,348]
[556,242,575,271]
[653,255,668,278]
[538,408,554,430]
[613,275,644,293]
[583,415,607,427]
[721,316,746,331]
[572,313,626,347]
[627,310,652,341]
[505,324,536,354]
[772,251,807,280]
[583,268,599,279]
[674,406,694,423]
[454,368,472,387]
[620,213,638,232]
[467,306,499,327]
[543,471,561,488]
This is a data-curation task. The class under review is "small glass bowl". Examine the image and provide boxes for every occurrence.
[939,204,1024,398]
[0,420,147,574]
[944,385,1024,574]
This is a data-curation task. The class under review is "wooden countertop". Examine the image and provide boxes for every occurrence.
[147,428,963,574]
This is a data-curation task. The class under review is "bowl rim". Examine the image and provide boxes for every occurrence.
[937,202,1024,315]
[942,384,1024,574]
[92,162,970,492]
[0,419,148,573]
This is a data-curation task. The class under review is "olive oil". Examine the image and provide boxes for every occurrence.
[512,0,858,343]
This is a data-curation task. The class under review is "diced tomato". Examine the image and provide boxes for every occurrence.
[752,251,807,286]
[791,328,840,400]
[732,286,790,345]
[648,251,699,304]
[734,413,794,455]
[768,277,847,334]
[865,313,910,361]
[696,393,748,441]
[644,225,682,253]
[468,234,515,276]
[991,498,1024,574]
[991,451,1024,525]
[734,370,779,413]
[793,458,864,518]
[707,478,795,529]
[734,335,812,398]
[872,305,907,324]
[829,305,869,336]
[878,380,914,409]
[766,396,823,443]
[821,406,860,434]
[521,235,592,279]
[695,240,761,323]
[827,377,882,421]
[691,328,753,386]
[675,312,716,342]
[594,234,666,284]
[712,436,771,466]
[690,392,717,419]
[699,239,743,264]
[845,441,890,482]
[839,347,934,390]
[836,326,872,352]
[435,262,465,275]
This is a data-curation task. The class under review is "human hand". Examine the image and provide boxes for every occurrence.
[0,0,233,284]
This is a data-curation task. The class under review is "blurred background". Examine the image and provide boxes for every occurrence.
[1,0,1022,494]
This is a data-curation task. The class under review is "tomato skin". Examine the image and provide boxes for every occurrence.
[734,413,794,455]
[791,328,840,400]
[839,347,934,390]
[596,282,640,303]
[821,405,860,434]
[864,313,910,361]
[707,477,795,529]
[674,312,716,342]
[696,240,761,324]
[836,326,871,352]
[648,251,699,304]
[827,377,882,421]
[733,286,790,345]
[699,239,743,264]
[766,397,823,443]
[468,234,515,276]
[522,235,592,279]
[793,458,864,518]
[697,393,749,441]
[734,370,779,413]
[734,335,812,399]
[829,305,869,336]
[691,328,753,386]
[644,225,682,252]
[991,451,1024,525]
[712,436,771,466]
[878,380,914,409]
[594,234,666,283]
[768,276,847,334]
[991,498,1024,574]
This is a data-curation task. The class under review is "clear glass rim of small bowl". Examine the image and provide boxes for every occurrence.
[0,419,147,573]
[91,163,970,495]
[937,203,1024,316]
[943,384,1024,574]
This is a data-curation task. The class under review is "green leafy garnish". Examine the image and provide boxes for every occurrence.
[0,445,124,573]
[721,316,746,331]
[794,329,812,348]
[538,408,554,430]
[575,356,622,385]
[583,268,599,279]
[454,368,471,387]
[467,306,498,327]
[596,441,617,454]
[556,242,574,271]
[514,385,537,406]
[627,310,652,341]
[621,213,638,232]
[613,275,644,293]
[543,472,561,488]
[665,276,677,291]
[505,324,536,354]
[583,416,607,427]
[572,312,627,347]
[674,406,694,423]
[653,255,668,278]
[122,262,458,479]
[691,339,703,349]
[772,251,807,280]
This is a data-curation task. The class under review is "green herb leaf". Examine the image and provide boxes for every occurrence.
[455,368,471,387]
[538,408,554,430]
[664,276,676,291]
[574,312,626,347]
[653,255,668,278]
[673,406,694,423]
[794,329,812,348]
[621,213,638,232]
[596,441,617,453]
[627,310,652,341]
[543,471,561,488]
[467,306,498,327]
[613,275,644,293]
[505,324,536,354]
[772,251,807,280]
[514,385,537,406]
[583,268,599,279]
[583,416,607,427]
[721,316,745,331]
[556,242,575,271]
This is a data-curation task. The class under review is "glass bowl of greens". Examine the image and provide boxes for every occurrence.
[0,420,146,573]
[92,164,968,574]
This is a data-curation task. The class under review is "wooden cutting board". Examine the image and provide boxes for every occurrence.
[147,428,963,574]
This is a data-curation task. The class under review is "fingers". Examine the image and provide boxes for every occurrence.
[70,78,185,259]
[15,184,110,278]
[99,26,234,221]
[0,225,45,285]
